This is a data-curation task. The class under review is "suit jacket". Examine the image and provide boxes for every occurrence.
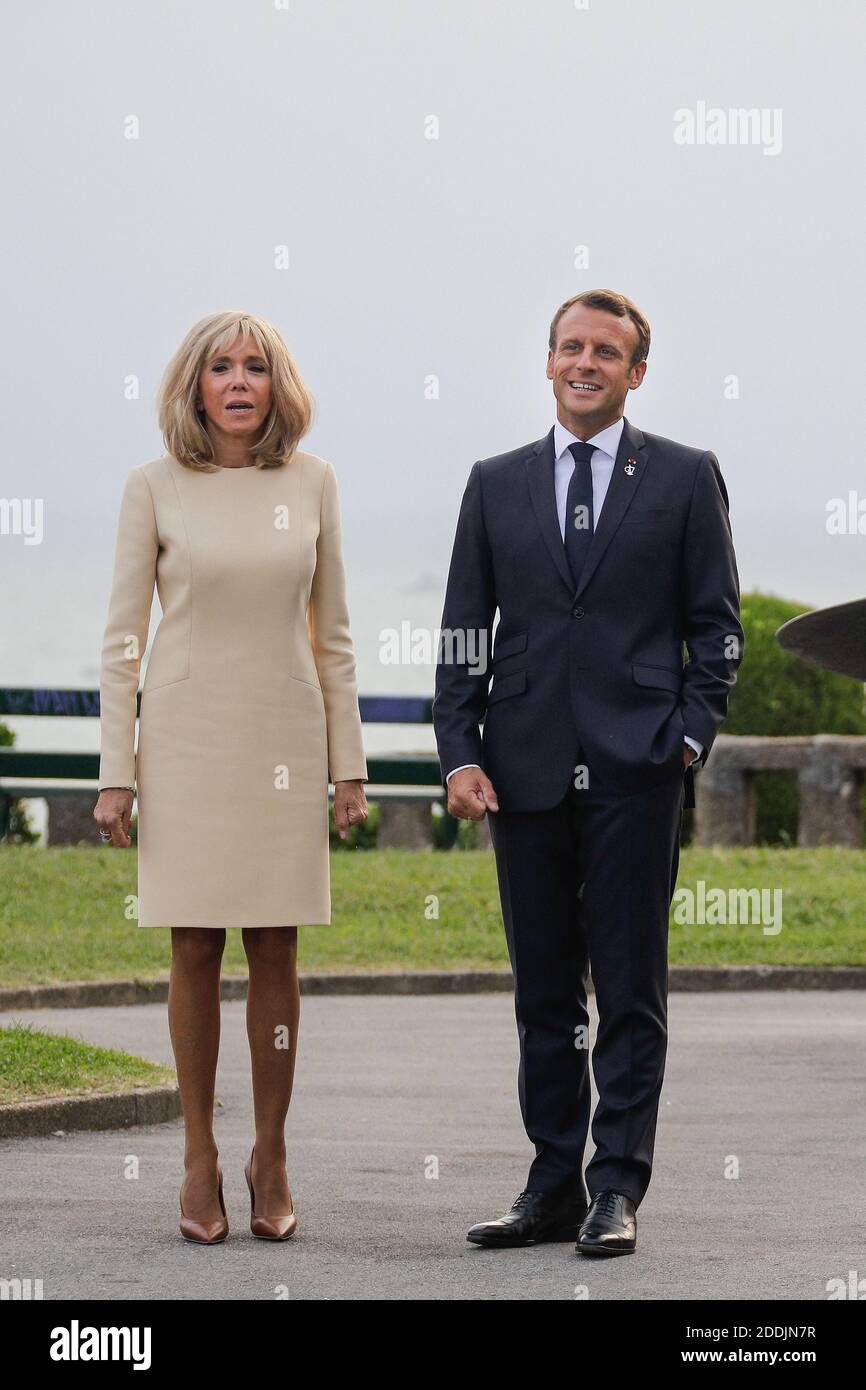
[432,418,744,812]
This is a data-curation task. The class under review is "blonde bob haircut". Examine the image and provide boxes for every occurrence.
[157,310,314,471]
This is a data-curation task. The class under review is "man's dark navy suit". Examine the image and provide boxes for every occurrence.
[433,417,743,1203]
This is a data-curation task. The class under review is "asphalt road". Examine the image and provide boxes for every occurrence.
[1,991,863,1301]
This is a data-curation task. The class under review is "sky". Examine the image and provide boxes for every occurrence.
[2,0,864,763]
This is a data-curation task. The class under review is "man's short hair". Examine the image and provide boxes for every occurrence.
[548,289,651,369]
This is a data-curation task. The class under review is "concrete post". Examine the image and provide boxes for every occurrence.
[45,793,104,846]
[798,741,864,847]
[377,798,434,850]
[694,760,756,847]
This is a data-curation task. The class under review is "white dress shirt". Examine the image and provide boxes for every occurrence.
[553,415,623,542]
[445,416,704,782]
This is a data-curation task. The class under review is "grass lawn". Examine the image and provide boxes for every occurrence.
[0,845,863,985]
[0,1021,174,1105]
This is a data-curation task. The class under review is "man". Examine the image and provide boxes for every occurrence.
[432,289,743,1257]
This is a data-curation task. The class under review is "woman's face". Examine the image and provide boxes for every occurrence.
[197,334,273,442]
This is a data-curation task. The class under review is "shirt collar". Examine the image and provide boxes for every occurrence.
[553,414,625,463]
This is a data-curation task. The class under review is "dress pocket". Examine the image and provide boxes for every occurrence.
[142,667,189,693]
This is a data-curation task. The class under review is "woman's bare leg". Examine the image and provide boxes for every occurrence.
[168,926,226,1221]
[242,925,299,1212]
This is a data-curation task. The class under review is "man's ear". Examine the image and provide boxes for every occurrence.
[628,360,648,390]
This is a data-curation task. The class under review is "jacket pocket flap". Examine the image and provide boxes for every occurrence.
[492,630,528,662]
[632,662,682,692]
[487,670,527,705]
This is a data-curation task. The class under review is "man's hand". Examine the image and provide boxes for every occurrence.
[334,779,369,840]
[447,767,500,821]
[93,788,134,847]
[683,744,699,768]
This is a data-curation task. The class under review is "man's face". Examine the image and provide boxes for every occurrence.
[546,303,646,437]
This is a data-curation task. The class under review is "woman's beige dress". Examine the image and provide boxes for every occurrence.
[97,451,367,928]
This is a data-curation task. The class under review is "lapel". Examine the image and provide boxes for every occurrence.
[524,417,651,598]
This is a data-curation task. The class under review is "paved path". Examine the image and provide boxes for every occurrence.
[1,992,863,1300]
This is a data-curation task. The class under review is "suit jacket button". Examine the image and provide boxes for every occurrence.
[573,606,584,618]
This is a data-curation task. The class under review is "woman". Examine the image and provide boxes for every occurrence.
[93,311,369,1245]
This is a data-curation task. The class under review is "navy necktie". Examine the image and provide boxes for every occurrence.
[564,440,595,588]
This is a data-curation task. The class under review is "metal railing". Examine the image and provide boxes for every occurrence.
[0,688,457,845]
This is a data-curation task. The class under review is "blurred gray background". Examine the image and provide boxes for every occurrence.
[2,0,864,759]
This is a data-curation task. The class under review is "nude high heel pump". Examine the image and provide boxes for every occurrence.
[179,1165,229,1245]
[244,1144,297,1241]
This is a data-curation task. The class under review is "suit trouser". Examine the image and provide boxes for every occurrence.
[487,762,686,1207]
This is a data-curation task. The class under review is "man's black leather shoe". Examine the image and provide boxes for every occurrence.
[467,1186,589,1248]
[575,1189,637,1256]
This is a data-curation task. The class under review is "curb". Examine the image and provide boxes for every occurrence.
[0,966,865,1012]
[0,1082,181,1140]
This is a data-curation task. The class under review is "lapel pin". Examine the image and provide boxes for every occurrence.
[624,458,637,475]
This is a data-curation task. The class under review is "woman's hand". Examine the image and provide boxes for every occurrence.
[93,788,134,847]
[333,779,368,841]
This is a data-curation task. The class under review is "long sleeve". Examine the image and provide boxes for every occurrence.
[679,452,744,764]
[97,467,158,790]
[307,462,368,783]
[432,461,497,788]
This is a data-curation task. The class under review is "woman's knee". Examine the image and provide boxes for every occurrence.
[170,926,226,966]
[241,925,298,964]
